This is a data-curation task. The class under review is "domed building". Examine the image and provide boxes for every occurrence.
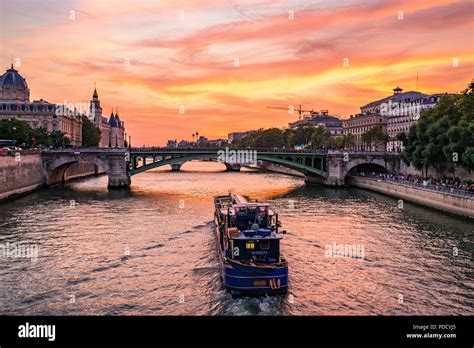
[0,65,30,101]
[0,65,83,146]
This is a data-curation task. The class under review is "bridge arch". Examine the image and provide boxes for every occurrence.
[46,156,110,186]
[345,158,388,175]
[130,152,326,178]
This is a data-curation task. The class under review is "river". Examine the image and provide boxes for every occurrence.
[0,162,472,315]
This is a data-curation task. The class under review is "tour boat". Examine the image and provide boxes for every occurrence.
[213,194,288,297]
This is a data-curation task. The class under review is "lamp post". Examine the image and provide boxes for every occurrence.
[10,126,17,148]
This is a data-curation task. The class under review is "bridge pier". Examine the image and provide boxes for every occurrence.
[225,163,241,172]
[107,154,131,188]
[170,163,182,171]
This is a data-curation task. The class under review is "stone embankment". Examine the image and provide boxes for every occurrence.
[347,176,473,219]
[0,153,103,202]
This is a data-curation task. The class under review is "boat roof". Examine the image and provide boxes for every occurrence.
[232,232,282,240]
[232,203,270,208]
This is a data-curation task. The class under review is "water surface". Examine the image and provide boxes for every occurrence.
[0,162,472,315]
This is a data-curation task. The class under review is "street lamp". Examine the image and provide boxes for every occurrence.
[11,126,17,147]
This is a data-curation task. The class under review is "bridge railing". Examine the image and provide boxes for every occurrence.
[39,146,399,156]
[40,147,126,153]
[128,147,395,155]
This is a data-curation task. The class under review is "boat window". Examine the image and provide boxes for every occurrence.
[260,240,270,250]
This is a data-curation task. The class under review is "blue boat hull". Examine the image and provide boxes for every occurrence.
[215,225,288,296]
[220,260,288,296]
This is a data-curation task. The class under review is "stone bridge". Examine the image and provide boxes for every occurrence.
[40,148,400,188]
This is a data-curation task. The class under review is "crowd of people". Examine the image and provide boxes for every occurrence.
[357,172,474,195]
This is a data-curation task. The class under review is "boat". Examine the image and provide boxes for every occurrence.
[213,194,288,297]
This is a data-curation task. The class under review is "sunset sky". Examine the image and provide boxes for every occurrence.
[0,0,473,145]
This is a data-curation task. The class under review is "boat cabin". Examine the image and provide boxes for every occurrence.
[214,196,283,264]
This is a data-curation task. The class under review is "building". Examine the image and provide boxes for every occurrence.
[196,135,208,144]
[359,86,447,152]
[89,88,125,147]
[228,130,256,143]
[343,113,388,151]
[207,139,227,147]
[288,110,343,136]
[0,65,83,146]
[167,139,177,148]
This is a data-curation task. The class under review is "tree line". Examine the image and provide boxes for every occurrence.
[231,126,356,150]
[230,124,388,150]
[401,81,474,175]
[0,116,102,148]
[0,118,70,147]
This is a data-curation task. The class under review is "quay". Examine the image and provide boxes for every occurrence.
[347,175,473,219]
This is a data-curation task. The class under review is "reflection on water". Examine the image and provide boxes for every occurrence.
[0,162,472,315]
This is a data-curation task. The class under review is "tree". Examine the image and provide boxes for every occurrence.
[0,119,32,145]
[402,80,474,177]
[261,128,284,148]
[361,126,389,151]
[50,130,71,147]
[291,127,313,147]
[81,115,101,147]
[461,147,474,173]
[333,133,355,150]
[310,127,331,149]
[0,119,70,148]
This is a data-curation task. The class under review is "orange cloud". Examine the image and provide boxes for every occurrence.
[0,0,472,145]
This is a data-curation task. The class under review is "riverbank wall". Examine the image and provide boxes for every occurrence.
[0,153,103,202]
[347,176,473,219]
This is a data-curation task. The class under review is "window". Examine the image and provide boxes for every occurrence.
[260,240,270,250]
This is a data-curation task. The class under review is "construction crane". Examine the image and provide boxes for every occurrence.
[266,105,314,120]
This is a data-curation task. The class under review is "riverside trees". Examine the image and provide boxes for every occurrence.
[231,126,355,150]
[0,119,70,148]
[402,81,474,176]
[81,115,101,147]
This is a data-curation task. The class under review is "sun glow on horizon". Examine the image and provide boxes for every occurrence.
[1,0,472,145]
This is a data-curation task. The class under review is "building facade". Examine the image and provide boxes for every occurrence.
[343,113,387,151]
[89,88,125,147]
[289,110,343,136]
[0,65,83,146]
[344,86,447,151]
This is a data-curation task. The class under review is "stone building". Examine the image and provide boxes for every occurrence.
[344,86,447,151]
[89,88,125,147]
[0,65,83,146]
[289,110,343,136]
[343,113,387,151]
